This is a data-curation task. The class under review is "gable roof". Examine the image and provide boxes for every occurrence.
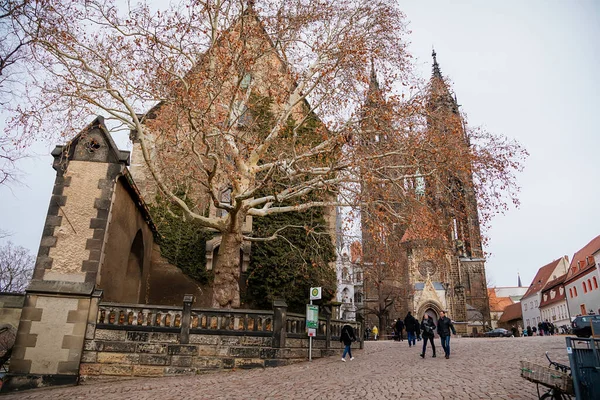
[488,288,514,312]
[498,302,522,324]
[565,235,600,284]
[539,273,567,308]
[522,258,565,299]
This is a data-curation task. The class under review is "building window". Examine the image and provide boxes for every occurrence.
[569,288,573,298]
[594,277,598,289]
[342,267,349,281]
[583,282,587,293]
[588,279,593,291]
[535,300,538,307]
[574,287,578,297]
[537,316,541,323]
[524,303,528,311]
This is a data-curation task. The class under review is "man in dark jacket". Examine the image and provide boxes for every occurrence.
[340,324,356,362]
[395,318,405,342]
[404,312,418,347]
[420,315,436,358]
[437,311,456,359]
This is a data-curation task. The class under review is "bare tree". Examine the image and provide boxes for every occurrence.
[8,0,526,308]
[0,241,34,292]
[0,0,42,186]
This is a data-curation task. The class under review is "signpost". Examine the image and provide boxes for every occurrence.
[307,287,321,361]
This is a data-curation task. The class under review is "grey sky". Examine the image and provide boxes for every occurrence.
[1,1,599,289]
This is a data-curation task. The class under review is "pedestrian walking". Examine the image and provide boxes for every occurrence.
[419,315,436,358]
[437,311,456,359]
[526,326,532,337]
[372,325,379,340]
[340,324,356,362]
[511,325,518,337]
[518,325,523,337]
[395,318,404,342]
[404,312,418,347]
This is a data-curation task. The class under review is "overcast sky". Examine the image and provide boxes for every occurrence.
[1,0,599,289]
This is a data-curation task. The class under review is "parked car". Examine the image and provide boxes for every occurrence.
[484,328,512,337]
[571,315,600,338]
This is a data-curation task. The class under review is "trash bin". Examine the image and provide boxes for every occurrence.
[566,337,600,400]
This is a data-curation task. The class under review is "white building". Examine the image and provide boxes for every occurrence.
[520,256,569,330]
[564,235,600,317]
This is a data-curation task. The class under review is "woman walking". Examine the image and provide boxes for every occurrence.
[420,315,436,358]
[340,324,357,362]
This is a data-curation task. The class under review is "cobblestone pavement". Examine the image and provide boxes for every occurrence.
[2,335,571,400]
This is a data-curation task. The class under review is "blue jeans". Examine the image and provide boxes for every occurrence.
[342,344,352,359]
[440,335,450,356]
[407,331,416,346]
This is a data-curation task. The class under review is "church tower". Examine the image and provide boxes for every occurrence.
[358,51,491,334]
[399,50,490,334]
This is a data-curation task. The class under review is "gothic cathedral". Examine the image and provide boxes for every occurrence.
[361,52,490,335]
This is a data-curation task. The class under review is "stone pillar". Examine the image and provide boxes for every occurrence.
[272,299,287,349]
[323,306,332,350]
[180,294,194,345]
[2,117,130,392]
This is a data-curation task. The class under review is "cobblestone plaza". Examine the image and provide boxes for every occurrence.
[2,335,570,399]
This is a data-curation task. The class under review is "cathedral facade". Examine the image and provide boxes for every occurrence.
[360,52,490,335]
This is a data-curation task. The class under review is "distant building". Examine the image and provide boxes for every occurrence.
[520,256,569,330]
[539,274,570,329]
[564,235,600,317]
[336,238,364,321]
[488,289,514,329]
[498,302,523,330]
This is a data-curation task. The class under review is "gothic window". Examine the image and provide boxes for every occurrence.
[418,260,437,278]
[216,187,232,218]
[587,279,592,291]
[574,287,578,297]
[594,277,598,289]
[342,267,349,281]
[356,271,362,282]
[354,292,363,304]
[569,288,573,298]
[583,282,587,293]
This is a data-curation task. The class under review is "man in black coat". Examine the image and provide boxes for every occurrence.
[340,324,356,361]
[395,318,404,342]
[404,312,418,347]
[437,310,456,359]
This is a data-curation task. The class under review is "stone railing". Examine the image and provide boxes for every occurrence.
[80,296,361,381]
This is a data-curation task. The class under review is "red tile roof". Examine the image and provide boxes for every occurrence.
[498,302,522,323]
[522,258,566,299]
[539,273,567,308]
[488,289,514,312]
[565,235,600,284]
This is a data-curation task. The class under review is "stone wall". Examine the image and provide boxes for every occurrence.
[79,300,352,381]
[0,293,25,329]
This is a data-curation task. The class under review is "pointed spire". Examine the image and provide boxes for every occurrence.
[365,58,381,106]
[432,48,442,79]
[518,273,523,287]
[369,58,379,92]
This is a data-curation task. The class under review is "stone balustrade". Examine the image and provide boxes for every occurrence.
[80,297,361,381]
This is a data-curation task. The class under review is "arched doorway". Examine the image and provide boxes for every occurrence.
[418,301,443,337]
[124,230,144,303]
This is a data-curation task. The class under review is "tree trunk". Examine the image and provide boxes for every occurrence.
[212,217,244,308]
